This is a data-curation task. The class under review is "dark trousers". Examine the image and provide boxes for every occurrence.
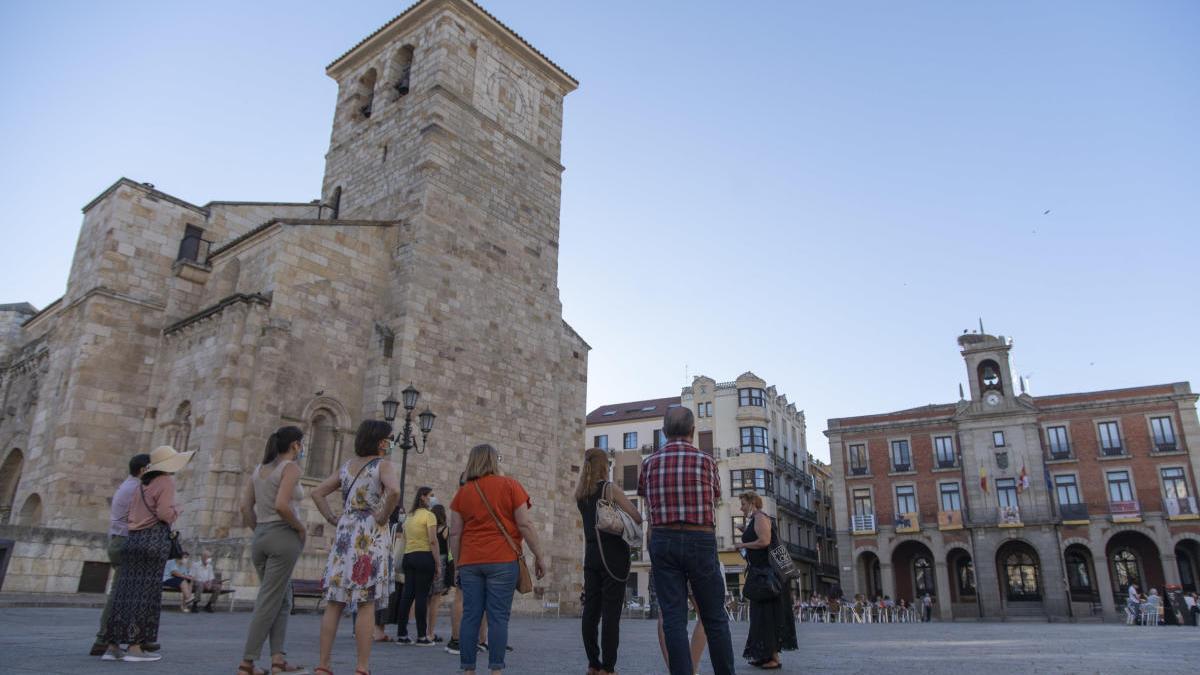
[397,551,435,638]
[581,541,628,672]
[649,528,736,675]
[95,535,126,643]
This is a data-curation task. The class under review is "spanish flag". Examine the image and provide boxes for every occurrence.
[979,466,988,492]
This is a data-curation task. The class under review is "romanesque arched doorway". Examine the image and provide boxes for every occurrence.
[1105,530,1164,605]
[0,448,24,524]
[996,540,1042,605]
[892,540,936,604]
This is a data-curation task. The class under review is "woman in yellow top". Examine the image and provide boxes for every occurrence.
[396,486,441,645]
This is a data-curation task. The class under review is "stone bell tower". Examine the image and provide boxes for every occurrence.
[318,0,590,608]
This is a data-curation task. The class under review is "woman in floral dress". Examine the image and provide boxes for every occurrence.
[311,420,399,675]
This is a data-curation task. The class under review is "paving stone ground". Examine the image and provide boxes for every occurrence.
[2,607,1199,674]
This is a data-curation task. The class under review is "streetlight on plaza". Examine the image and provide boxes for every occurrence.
[382,384,436,521]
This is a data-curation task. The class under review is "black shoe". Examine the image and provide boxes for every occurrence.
[396,636,413,645]
[204,603,214,613]
[432,634,443,643]
[415,638,435,647]
[89,642,107,657]
[141,642,161,652]
[445,638,461,655]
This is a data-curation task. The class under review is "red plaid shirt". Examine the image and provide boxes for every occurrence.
[637,439,721,527]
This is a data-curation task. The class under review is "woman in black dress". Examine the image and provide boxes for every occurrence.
[577,447,642,675]
[735,491,796,670]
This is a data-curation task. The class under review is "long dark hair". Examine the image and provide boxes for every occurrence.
[141,470,167,486]
[262,426,304,465]
[355,420,393,457]
[431,503,447,528]
[411,486,433,513]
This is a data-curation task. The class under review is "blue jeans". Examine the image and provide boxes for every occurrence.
[650,528,736,675]
[459,561,519,671]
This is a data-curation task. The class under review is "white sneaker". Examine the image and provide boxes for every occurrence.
[100,650,124,661]
[122,652,163,662]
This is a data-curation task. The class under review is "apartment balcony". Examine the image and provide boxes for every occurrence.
[1154,441,1180,454]
[1059,502,1090,524]
[1100,440,1127,458]
[937,510,964,531]
[796,545,819,562]
[819,562,840,577]
[1166,496,1200,520]
[1044,444,1073,461]
[798,505,818,523]
[891,463,912,473]
[894,512,919,533]
[1109,500,1141,523]
[935,458,959,470]
[851,513,876,535]
[966,505,1055,528]
[849,466,868,476]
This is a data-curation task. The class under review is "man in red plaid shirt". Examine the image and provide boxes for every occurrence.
[638,406,735,675]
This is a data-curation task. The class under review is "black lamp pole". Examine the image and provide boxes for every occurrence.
[382,384,436,523]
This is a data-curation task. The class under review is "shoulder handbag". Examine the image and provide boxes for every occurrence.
[596,481,643,549]
[765,517,802,581]
[139,484,184,560]
[473,479,534,594]
[742,564,781,602]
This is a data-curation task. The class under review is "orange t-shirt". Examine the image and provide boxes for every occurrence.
[450,475,531,566]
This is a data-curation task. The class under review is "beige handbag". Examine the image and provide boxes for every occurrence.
[595,482,626,536]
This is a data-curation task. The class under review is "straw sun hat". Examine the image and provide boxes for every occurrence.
[145,445,194,474]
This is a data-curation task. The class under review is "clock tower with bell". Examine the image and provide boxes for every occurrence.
[958,330,1018,410]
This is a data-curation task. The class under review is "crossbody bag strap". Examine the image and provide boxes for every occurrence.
[594,481,629,582]
[473,479,521,557]
[342,458,379,512]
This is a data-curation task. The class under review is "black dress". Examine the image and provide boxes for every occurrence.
[742,513,797,662]
[579,480,631,672]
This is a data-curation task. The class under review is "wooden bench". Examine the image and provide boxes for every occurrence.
[162,581,235,612]
[290,579,325,614]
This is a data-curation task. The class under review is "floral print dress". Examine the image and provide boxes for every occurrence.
[321,458,393,610]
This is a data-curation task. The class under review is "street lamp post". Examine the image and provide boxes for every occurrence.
[382,384,436,521]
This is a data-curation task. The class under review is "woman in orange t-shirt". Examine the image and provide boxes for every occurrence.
[449,444,546,675]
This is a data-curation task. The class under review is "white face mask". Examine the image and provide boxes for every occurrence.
[428,496,439,507]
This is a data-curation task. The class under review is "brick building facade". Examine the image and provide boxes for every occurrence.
[0,0,589,609]
[826,331,1199,621]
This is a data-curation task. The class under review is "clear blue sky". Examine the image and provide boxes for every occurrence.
[2,1,1197,460]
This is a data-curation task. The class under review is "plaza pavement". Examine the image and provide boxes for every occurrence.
[2,606,1199,674]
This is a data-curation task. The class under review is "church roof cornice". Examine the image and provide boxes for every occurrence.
[326,0,577,91]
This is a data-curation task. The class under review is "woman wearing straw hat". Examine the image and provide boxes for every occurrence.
[101,444,193,662]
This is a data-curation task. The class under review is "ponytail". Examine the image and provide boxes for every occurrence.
[262,425,304,465]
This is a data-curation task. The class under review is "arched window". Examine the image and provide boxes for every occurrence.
[17,493,42,526]
[1065,549,1095,597]
[1002,550,1040,599]
[306,410,339,479]
[357,68,378,119]
[390,45,414,100]
[170,402,192,452]
[955,557,977,597]
[913,557,934,596]
[1111,548,1141,592]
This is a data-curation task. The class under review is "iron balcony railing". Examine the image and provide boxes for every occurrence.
[966,504,1056,527]
[1100,438,1127,457]
[1109,499,1140,520]
[849,466,868,476]
[1045,443,1073,460]
[798,505,818,522]
[1058,502,1090,521]
[819,562,839,576]
[851,513,876,533]
[892,463,912,473]
[936,458,958,469]
[1166,496,1199,517]
[1154,441,1179,453]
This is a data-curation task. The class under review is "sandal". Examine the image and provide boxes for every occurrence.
[372,635,393,643]
[758,661,782,670]
[236,665,266,675]
[314,669,333,675]
[272,662,309,674]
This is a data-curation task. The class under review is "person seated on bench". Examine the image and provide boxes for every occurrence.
[191,550,223,613]
[163,552,195,612]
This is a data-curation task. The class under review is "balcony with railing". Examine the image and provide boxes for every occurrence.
[935,457,959,470]
[819,562,840,577]
[1099,439,1127,458]
[1058,502,1090,523]
[798,505,818,522]
[1153,440,1180,453]
[849,465,868,476]
[966,504,1056,528]
[937,510,963,530]
[1044,443,1073,461]
[1109,500,1141,522]
[795,545,819,562]
[894,512,919,533]
[851,513,876,534]
[891,462,912,473]
[1166,496,1199,520]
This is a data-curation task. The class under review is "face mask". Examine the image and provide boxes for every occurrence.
[428,496,439,507]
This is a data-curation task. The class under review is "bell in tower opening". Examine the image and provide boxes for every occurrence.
[979,359,1003,394]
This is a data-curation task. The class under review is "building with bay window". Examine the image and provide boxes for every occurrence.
[826,330,1199,621]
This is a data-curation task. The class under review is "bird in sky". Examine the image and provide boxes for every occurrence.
[1043,209,1051,215]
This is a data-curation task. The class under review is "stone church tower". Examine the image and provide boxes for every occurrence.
[0,0,588,609]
